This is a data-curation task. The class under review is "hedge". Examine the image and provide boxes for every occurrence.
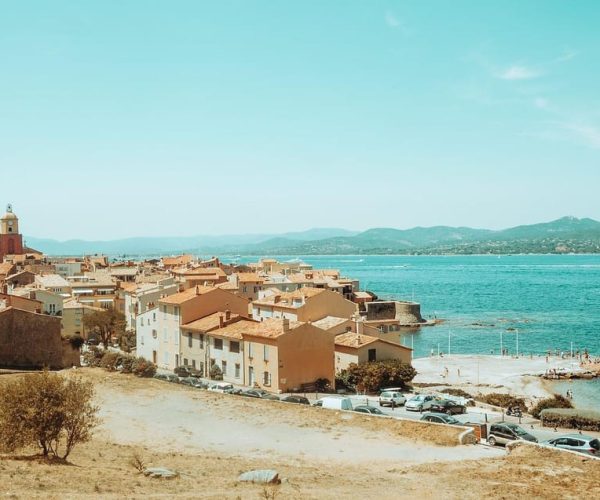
[82,348,156,378]
[531,394,573,419]
[540,408,600,432]
[478,393,527,411]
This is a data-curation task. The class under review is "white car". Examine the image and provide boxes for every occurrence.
[405,394,436,412]
[379,391,406,407]
[208,382,233,393]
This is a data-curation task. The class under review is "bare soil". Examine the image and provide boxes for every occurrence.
[0,368,599,499]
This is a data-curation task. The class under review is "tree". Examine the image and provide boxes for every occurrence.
[83,308,126,348]
[0,372,99,460]
[209,364,223,380]
[338,359,417,393]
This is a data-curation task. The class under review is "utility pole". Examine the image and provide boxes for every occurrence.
[516,328,519,358]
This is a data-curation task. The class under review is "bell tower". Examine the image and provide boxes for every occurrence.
[0,204,24,260]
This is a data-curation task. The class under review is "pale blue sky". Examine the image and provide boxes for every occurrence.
[1,1,599,240]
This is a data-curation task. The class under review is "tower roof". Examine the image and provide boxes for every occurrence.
[1,204,17,220]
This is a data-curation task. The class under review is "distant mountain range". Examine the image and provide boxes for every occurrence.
[26,217,600,256]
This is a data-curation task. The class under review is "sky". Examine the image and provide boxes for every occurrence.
[1,0,599,240]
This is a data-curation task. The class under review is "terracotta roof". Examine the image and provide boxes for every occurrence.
[335,332,381,348]
[216,282,238,290]
[183,311,241,332]
[214,318,302,339]
[335,332,412,350]
[237,272,264,283]
[253,286,327,307]
[159,285,215,304]
[0,262,15,275]
[182,266,225,277]
[312,316,349,331]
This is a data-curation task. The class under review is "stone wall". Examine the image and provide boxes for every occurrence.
[366,301,425,325]
[0,307,65,369]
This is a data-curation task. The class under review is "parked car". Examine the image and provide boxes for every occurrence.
[405,394,436,412]
[420,412,461,425]
[241,389,268,398]
[179,377,198,386]
[487,423,538,446]
[429,399,467,415]
[379,391,407,407]
[174,366,203,378]
[542,434,600,457]
[208,382,234,393]
[153,373,169,381]
[315,396,353,411]
[354,405,385,415]
[281,395,310,405]
[165,374,180,383]
[191,379,209,389]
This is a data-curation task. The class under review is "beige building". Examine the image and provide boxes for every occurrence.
[61,299,104,339]
[156,286,249,370]
[68,272,117,309]
[334,332,412,373]
[234,273,265,301]
[252,287,357,323]
[212,318,336,393]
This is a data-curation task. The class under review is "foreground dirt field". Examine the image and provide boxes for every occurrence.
[1,369,599,499]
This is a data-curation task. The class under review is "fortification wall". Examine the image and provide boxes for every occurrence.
[0,307,65,369]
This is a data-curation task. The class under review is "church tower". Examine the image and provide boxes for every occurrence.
[0,204,24,260]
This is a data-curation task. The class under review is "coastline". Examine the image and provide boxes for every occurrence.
[412,354,596,404]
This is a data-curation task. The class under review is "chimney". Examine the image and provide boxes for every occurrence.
[219,315,224,328]
[225,309,231,321]
[282,318,290,331]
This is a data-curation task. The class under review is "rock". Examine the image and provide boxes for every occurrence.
[238,469,280,484]
[143,467,179,479]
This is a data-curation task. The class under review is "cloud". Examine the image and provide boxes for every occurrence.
[564,123,600,149]
[496,65,542,81]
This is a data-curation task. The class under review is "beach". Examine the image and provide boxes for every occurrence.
[412,354,596,404]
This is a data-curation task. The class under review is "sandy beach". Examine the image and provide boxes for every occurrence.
[412,354,589,403]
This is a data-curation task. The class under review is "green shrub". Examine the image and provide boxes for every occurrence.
[478,393,527,411]
[209,364,223,381]
[338,359,417,393]
[119,354,135,374]
[441,388,473,399]
[531,394,573,419]
[540,408,600,432]
[99,352,119,371]
[82,347,103,367]
[132,357,157,378]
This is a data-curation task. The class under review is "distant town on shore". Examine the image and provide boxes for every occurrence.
[25,216,600,256]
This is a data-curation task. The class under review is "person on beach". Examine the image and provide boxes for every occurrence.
[457,368,461,377]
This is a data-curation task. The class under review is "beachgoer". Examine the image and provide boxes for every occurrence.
[457,368,461,377]
[430,348,434,357]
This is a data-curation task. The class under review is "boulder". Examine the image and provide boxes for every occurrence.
[143,467,179,479]
[237,469,280,484]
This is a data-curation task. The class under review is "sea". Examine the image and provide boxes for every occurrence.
[229,254,600,408]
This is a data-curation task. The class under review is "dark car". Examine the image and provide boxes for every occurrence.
[241,389,267,398]
[420,412,461,425]
[174,366,203,378]
[165,374,180,383]
[179,377,198,386]
[191,379,209,389]
[153,373,169,381]
[429,399,467,415]
[281,395,310,405]
[354,405,385,416]
[488,423,538,446]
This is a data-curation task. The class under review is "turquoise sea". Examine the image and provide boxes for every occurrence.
[235,254,600,359]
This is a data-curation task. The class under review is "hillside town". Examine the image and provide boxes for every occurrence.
[0,204,429,391]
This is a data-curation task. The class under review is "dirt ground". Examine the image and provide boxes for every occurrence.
[1,369,599,499]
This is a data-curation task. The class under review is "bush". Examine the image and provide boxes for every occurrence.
[531,394,573,419]
[82,346,103,367]
[0,371,99,460]
[209,364,223,381]
[338,359,417,393]
[478,393,527,411]
[99,351,120,371]
[441,388,473,399]
[132,357,157,378]
[540,408,600,431]
[66,335,85,349]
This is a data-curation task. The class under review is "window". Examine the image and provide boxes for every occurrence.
[140,318,144,326]
[199,334,204,348]
[368,348,377,362]
[263,371,271,386]
[248,342,253,358]
[162,305,167,314]
[230,341,240,353]
[140,335,144,346]
[153,312,156,321]
[152,329,157,339]
[221,360,227,375]
[243,286,247,293]
[214,338,223,350]
[263,345,269,362]
[192,359,196,369]
[184,358,188,366]
[174,306,179,317]
[188,333,193,348]
[235,363,240,378]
